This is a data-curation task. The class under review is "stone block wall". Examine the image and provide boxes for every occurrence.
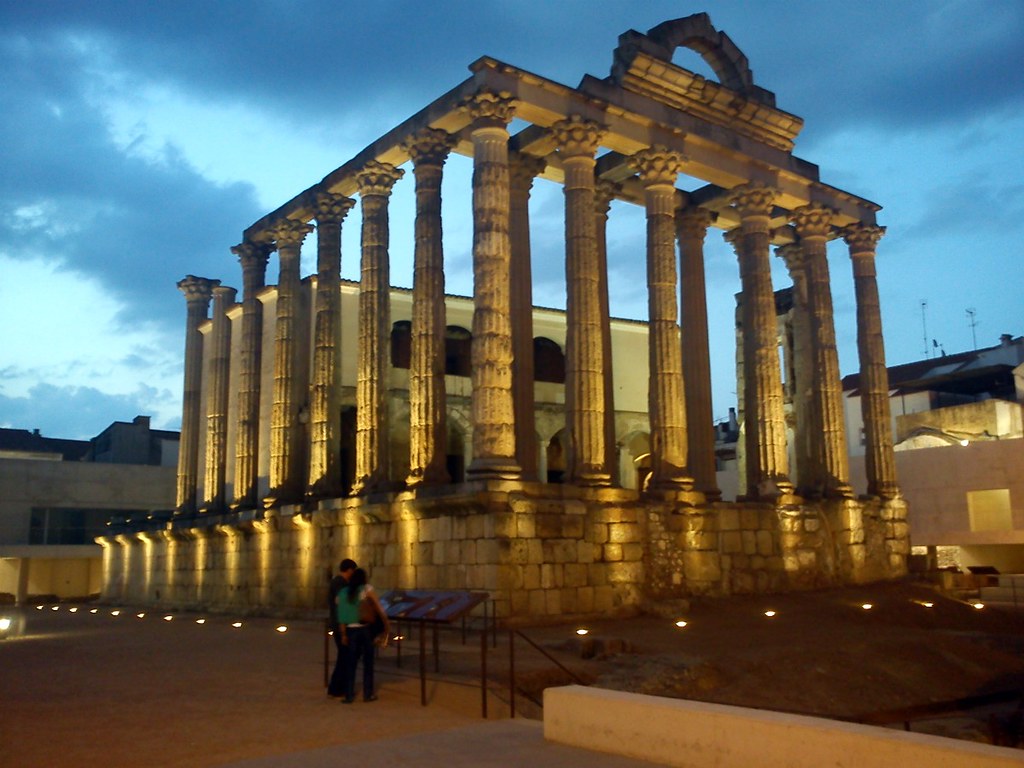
[99,487,908,620]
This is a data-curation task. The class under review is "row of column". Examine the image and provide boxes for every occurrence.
[174,90,899,514]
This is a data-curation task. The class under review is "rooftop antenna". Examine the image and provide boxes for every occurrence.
[920,300,929,359]
[966,307,978,350]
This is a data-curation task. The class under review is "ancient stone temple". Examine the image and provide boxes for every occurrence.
[99,14,908,619]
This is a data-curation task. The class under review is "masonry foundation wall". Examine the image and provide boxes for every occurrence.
[99,486,908,619]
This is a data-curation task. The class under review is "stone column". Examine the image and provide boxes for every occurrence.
[677,206,720,499]
[552,115,610,486]
[509,153,546,481]
[629,147,694,494]
[727,183,792,499]
[203,284,237,512]
[176,275,218,514]
[776,243,815,493]
[594,180,620,485]
[353,161,404,494]
[264,219,313,507]
[405,128,455,487]
[723,230,747,493]
[308,192,354,498]
[843,224,899,499]
[792,205,851,497]
[464,91,521,480]
[230,240,270,509]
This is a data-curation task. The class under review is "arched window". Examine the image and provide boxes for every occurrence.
[390,320,411,369]
[445,326,472,377]
[534,337,565,383]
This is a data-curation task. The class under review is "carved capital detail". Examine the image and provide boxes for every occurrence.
[508,153,547,193]
[630,145,687,186]
[177,275,219,303]
[792,204,834,240]
[722,227,743,250]
[594,179,621,214]
[728,182,777,219]
[676,206,714,240]
[842,223,886,253]
[265,218,314,249]
[313,192,355,225]
[356,160,404,197]
[775,243,806,272]
[463,90,516,127]
[550,115,605,158]
[231,239,271,267]
[404,128,456,168]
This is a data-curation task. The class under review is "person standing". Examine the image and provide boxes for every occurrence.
[336,567,390,703]
[326,558,357,697]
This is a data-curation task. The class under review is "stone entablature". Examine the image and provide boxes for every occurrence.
[104,14,908,620]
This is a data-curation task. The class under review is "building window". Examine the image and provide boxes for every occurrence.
[966,489,1013,532]
[445,326,472,377]
[534,337,565,383]
[390,321,412,369]
[29,508,139,545]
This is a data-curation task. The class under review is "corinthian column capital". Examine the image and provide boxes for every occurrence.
[630,145,687,187]
[314,192,355,225]
[463,90,516,128]
[842,223,886,253]
[728,182,777,219]
[404,128,456,168]
[550,115,605,158]
[177,275,219,304]
[775,242,806,273]
[508,153,546,194]
[594,179,621,216]
[265,218,314,249]
[676,206,715,241]
[791,204,835,240]
[356,160,404,197]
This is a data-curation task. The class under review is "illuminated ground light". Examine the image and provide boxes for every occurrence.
[675,620,688,629]
[136,612,146,619]
[36,605,44,610]
[973,602,985,610]
[69,607,78,613]
[917,601,935,609]
[763,610,777,618]
[275,625,288,633]
[163,615,173,622]
[195,618,206,625]
[0,617,11,632]
[90,609,98,614]
[392,635,405,642]
[575,628,589,636]
[111,610,121,616]
[231,622,242,628]
[861,603,873,611]
[51,606,59,611]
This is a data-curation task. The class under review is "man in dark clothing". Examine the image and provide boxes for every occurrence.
[327,558,357,697]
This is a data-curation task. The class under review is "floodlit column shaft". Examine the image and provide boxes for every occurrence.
[777,243,816,491]
[465,92,521,479]
[631,147,692,492]
[793,206,851,497]
[231,241,269,508]
[204,284,237,511]
[844,224,899,499]
[353,161,404,494]
[308,193,354,497]
[266,219,313,505]
[406,129,454,487]
[553,116,610,486]
[176,275,218,513]
[509,153,545,481]
[594,180,619,484]
[728,183,791,498]
[677,206,719,498]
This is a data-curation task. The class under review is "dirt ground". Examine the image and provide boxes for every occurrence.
[2,580,1023,766]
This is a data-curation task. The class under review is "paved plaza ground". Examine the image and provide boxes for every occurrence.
[3,580,1023,766]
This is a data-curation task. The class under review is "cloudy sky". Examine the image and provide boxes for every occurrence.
[2,0,1022,440]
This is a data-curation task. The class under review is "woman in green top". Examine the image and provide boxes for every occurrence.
[336,568,389,702]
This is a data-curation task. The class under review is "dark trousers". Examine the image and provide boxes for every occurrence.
[327,628,347,697]
[343,625,375,701]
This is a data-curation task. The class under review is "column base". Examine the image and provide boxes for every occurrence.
[466,456,522,481]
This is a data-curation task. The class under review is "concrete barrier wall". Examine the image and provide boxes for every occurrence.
[543,685,1023,768]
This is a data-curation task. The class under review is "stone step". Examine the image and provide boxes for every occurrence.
[978,585,1024,605]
